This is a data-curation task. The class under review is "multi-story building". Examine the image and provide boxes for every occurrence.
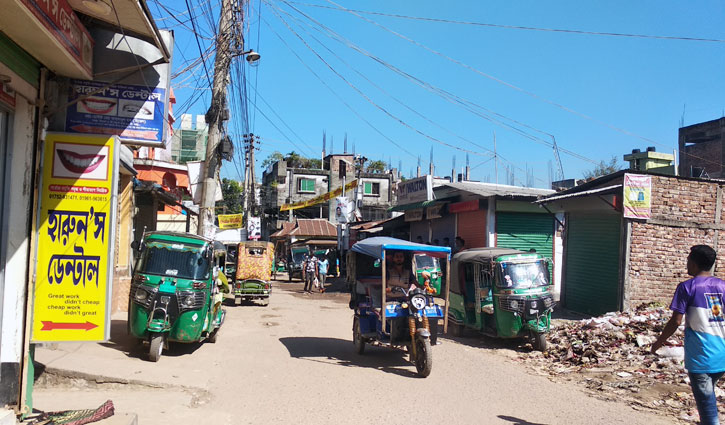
[678,117,725,178]
[261,153,399,236]
[171,114,208,164]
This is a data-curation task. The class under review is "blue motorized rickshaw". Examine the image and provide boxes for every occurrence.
[348,237,451,377]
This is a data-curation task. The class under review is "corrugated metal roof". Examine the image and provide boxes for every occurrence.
[270,221,296,238]
[290,219,337,237]
[535,184,622,203]
[443,181,554,198]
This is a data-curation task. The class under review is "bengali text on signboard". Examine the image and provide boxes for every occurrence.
[65,80,166,145]
[218,214,243,229]
[32,133,118,342]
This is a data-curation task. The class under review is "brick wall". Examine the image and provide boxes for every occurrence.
[626,175,723,308]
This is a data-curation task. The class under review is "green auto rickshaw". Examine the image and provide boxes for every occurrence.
[129,231,226,362]
[447,248,555,351]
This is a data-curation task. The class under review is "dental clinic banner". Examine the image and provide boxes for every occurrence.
[65,79,166,146]
[623,173,652,220]
[32,133,119,342]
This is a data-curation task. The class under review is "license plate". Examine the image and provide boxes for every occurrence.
[425,306,439,315]
[161,296,171,304]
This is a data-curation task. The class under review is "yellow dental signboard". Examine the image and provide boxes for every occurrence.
[31,133,119,342]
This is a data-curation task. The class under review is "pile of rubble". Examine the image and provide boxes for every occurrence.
[516,303,724,422]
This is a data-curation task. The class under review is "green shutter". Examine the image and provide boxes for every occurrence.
[0,32,40,88]
[364,182,372,194]
[564,213,621,315]
[496,212,554,261]
[300,178,314,192]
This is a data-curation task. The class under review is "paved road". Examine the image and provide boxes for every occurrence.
[34,278,676,424]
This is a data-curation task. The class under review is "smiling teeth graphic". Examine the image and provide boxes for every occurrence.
[57,149,106,174]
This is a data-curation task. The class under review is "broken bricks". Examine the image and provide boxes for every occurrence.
[518,303,725,422]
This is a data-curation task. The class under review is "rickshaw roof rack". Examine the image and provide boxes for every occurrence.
[351,236,451,260]
[453,248,532,263]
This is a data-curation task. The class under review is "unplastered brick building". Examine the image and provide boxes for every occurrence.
[538,170,725,315]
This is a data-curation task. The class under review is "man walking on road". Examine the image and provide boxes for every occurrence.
[303,255,318,294]
[317,256,329,293]
[651,245,725,425]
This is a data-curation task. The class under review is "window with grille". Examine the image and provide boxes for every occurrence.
[363,182,380,196]
[298,178,315,193]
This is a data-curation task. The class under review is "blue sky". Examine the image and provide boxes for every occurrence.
[151,0,725,187]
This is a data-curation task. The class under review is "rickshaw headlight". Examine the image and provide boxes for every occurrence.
[134,288,148,302]
[411,295,427,310]
[510,300,519,310]
[431,272,438,279]
[183,295,195,307]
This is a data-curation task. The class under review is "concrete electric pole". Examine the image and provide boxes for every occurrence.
[197,0,234,237]
[243,133,258,222]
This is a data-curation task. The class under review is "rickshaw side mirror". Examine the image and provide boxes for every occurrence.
[131,240,145,252]
[374,259,381,268]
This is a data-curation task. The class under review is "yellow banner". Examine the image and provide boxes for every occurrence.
[280,179,358,211]
[32,133,118,342]
[218,213,243,229]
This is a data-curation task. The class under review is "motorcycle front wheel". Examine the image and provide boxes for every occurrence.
[415,337,432,377]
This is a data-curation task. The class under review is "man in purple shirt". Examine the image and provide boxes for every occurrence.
[651,245,725,425]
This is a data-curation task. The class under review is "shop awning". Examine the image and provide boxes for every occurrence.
[387,196,457,212]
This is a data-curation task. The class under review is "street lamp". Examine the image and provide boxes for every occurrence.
[245,50,261,66]
[232,49,261,66]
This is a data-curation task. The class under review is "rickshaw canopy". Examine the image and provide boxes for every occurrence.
[351,237,451,259]
[452,248,523,264]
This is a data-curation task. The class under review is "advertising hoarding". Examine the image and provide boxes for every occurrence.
[66,79,166,145]
[396,175,433,205]
[32,133,118,342]
[623,173,652,219]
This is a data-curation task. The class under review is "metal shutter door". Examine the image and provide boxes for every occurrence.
[496,212,554,261]
[564,213,621,315]
[456,209,487,248]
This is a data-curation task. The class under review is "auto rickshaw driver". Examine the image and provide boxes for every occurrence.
[371,251,416,309]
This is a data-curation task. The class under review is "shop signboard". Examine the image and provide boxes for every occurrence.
[65,79,166,145]
[396,175,433,205]
[623,173,652,219]
[426,203,445,219]
[449,199,479,214]
[218,214,243,229]
[404,208,424,222]
[32,133,118,342]
[18,0,93,76]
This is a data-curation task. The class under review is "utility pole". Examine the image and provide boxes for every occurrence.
[197,0,235,237]
[243,133,258,224]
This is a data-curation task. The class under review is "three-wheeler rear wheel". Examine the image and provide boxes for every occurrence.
[352,317,365,354]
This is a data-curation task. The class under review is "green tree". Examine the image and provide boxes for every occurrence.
[303,158,322,169]
[284,151,303,167]
[583,156,622,180]
[217,178,244,214]
[261,151,284,169]
[366,160,386,173]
